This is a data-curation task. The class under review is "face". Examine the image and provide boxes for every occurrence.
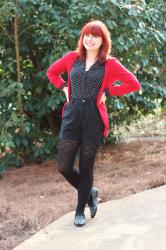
[83,33,102,52]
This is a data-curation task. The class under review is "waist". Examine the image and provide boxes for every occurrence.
[70,96,97,104]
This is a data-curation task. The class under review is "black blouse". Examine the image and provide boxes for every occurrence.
[60,58,109,98]
[70,58,105,99]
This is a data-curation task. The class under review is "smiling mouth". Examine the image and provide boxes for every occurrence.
[86,43,94,46]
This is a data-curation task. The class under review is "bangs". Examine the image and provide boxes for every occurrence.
[83,24,103,37]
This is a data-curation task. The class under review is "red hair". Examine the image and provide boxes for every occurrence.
[76,20,112,64]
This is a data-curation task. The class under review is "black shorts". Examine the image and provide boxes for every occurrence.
[59,97,104,145]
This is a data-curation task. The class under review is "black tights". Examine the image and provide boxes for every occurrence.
[58,139,100,214]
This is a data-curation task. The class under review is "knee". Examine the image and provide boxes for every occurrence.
[58,163,71,176]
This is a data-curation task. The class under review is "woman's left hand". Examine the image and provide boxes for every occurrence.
[63,86,69,102]
[100,92,107,104]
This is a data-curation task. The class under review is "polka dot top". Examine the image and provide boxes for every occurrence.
[60,58,109,99]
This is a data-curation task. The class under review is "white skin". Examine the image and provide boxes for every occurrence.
[63,33,106,104]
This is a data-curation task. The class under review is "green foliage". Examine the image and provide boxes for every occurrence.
[0,0,165,169]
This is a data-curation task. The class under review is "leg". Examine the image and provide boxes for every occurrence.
[58,138,98,209]
[58,139,80,188]
[76,143,100,214]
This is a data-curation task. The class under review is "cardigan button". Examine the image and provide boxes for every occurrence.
[81,99,86,103]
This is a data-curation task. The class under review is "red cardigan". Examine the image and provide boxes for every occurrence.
[46,51,141,137]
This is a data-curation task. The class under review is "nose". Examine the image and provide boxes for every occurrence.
[87,35,93,40]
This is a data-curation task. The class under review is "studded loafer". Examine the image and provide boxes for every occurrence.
[74,212,86,227]
[88,187,99,218]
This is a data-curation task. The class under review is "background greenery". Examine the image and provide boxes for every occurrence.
[0,0,165,171]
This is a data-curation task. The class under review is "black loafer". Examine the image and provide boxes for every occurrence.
[74,212,86,227]
[88,187,98,218]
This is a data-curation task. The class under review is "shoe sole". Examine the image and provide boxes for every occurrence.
[74,222,86,227]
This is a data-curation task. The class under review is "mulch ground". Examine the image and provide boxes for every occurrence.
[0,136,166,250]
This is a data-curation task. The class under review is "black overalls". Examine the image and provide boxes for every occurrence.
[58,58,106,216]
[59,58,105,145]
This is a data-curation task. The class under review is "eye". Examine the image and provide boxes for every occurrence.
[84,34,98,39]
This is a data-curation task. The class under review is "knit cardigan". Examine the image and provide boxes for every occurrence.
[46,51,141,137]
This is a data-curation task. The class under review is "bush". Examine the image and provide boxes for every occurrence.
[0,0,165,168]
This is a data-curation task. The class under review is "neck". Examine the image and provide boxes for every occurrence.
[86,50,99,61]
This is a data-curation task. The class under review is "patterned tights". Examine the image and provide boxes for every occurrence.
[58,139,100,214]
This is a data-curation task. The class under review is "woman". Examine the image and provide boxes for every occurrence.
[46,20,141,227]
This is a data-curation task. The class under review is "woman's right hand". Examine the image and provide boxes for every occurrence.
[99,92,107,105]
[63,86,69,102]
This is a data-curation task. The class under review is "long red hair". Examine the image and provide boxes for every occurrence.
[76,20,112,64]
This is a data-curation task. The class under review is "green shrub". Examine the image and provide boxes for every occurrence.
[0,0,165,168]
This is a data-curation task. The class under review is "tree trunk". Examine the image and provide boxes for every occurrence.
[14,12,24,132]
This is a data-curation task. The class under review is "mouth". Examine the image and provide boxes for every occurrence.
[86,43,95,46]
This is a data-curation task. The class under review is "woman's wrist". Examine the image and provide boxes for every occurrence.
[59,82,68,91]
[104,88,110,97]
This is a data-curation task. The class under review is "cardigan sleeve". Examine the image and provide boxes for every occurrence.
[46,51,72,89]
[109,58,141,96]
